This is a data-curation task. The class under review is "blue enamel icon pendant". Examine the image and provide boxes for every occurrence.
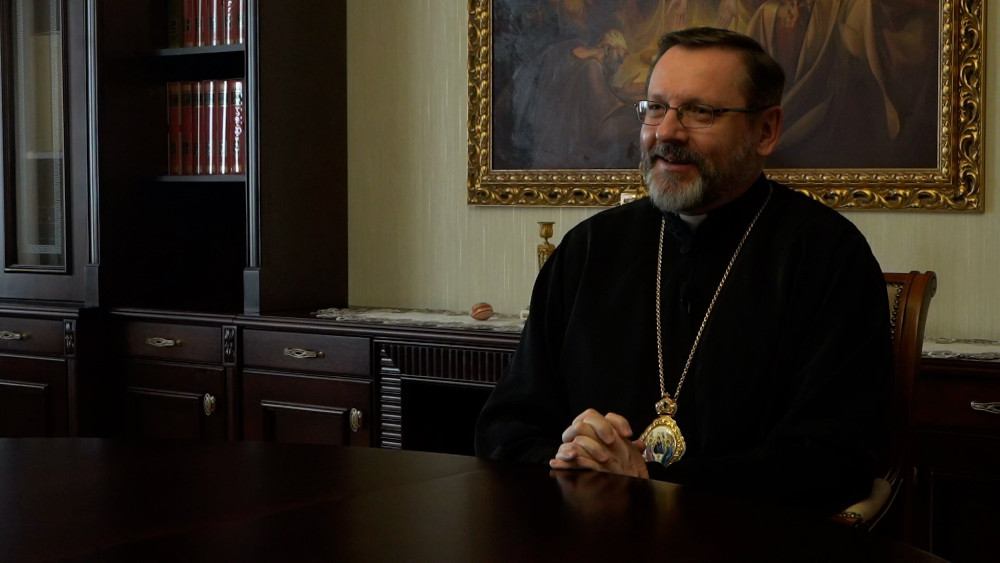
[640,395,687,467]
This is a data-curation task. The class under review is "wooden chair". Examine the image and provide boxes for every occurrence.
[834,271,937,531]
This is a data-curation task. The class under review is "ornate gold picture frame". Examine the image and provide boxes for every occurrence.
[468,0,983,210]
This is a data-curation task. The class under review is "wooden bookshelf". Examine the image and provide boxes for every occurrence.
[95,0,348,315]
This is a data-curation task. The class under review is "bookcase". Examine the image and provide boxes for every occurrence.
[0,0,99,437]
[94,0,347,315]
[3,0,349,437]
[88,0,349,442]
[0,0,91,302]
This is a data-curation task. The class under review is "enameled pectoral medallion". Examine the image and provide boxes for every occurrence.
[640,395,686,467]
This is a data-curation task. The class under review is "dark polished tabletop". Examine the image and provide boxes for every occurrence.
[0,439,943,562]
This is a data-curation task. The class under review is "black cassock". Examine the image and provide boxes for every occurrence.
[476,175,893,517]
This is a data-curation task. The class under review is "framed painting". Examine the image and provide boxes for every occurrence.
[468,0,983,210]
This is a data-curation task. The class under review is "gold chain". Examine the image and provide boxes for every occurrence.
[654,186,773,401]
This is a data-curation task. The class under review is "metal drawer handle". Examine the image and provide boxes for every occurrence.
[0,331,29,340]
[146,337,182,348]
[971,401,1000,415]
[284,347,325,359]
[349,408,363,433]
[203,393,217,416]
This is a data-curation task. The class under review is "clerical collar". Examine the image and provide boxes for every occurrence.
[678,213,707,231]
[658,175,772,242]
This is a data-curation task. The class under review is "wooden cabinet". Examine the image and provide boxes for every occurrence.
[0,305,93,436]
[88,0,349,446]
[234,315,520,452]
[94,0,347,315]
[374,331,518,455]
[4,3,352,435]
[240,327,371,446]
[110,311,237,440]
[908,358,1000,562]
[0,314,68,436]
[0,0,94,303]
[0,2,100,435]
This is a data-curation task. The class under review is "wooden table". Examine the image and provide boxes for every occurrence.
[0,439,943,562]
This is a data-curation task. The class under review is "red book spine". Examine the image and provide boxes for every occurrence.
[199,80,216,174]
[237,0,245,44]
[222,0,244,45]
[167,0,183,48]
[182,0,197,47]
[180,82,195,174]
[214,79,229,174]
[198,0,218,46]
[216,0,227,45]
[167,82,182,174]
[227,79,245,174]
[193,81,203,174]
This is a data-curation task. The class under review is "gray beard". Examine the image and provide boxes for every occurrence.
[645,169,707,213]
[642,138,758,214]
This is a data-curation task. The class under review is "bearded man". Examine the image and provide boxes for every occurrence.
[475,27,893,517]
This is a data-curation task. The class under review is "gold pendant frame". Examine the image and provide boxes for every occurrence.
[640,415,687,468]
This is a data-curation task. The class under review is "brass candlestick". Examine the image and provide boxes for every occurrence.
[537,222,555,270]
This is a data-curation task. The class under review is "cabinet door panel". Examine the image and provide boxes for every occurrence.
[909,429,1000,560]
[0,0,90,301]
[925,470,1000,562]
[243,370,370,447]
[0,356,68,436]
[121,360,227,440]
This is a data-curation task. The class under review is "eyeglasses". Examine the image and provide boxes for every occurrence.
[634,100,765,129]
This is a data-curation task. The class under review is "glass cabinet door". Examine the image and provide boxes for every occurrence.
[2,0,65,271]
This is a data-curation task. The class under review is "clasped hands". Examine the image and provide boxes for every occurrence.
[549,408,649,479]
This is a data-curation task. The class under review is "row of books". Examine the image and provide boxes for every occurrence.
[167,80,245,176]
[168,0,245,48]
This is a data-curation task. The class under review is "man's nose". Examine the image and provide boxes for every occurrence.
[655,108,688,142]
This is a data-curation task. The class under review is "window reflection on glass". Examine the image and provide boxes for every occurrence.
[5,0,65,270]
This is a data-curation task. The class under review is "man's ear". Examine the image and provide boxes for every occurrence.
[755,106,783,157]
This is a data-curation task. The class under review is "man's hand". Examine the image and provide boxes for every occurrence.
[549,408,649,479]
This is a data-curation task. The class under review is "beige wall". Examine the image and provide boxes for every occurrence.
[347,0,999,340]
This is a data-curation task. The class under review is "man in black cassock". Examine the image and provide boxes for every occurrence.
[475,27,892,517]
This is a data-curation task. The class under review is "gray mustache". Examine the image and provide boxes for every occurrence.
[649,143,700,164]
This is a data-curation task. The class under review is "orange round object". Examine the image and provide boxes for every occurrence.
[470,302,494,321]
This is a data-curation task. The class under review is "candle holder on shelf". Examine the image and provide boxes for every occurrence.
[522,221,556,320]
[537,221,555,271]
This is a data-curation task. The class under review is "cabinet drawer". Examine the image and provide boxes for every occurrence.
[0,317,65,356]
[120,321,222,363]
[242,330,369,377]
[913,372,1000,433]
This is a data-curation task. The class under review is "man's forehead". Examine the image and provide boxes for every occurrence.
[647,46,745,101]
